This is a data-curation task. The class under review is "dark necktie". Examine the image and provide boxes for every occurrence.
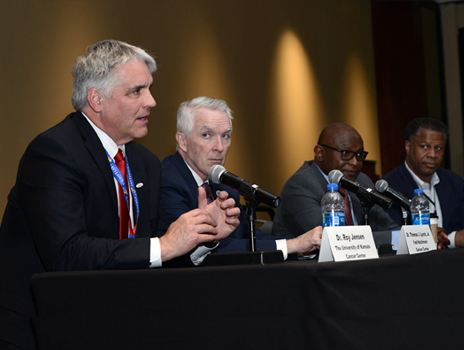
[201,182,215,204]
[115,149,129,239]
[338,187,354,226]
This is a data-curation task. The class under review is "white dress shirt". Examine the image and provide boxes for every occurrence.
[83,113,211,267]
[404,162,456,247]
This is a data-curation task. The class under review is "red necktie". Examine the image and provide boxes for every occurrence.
[338,187,354,226]
[115,149,129,239]
[201,182,215,204]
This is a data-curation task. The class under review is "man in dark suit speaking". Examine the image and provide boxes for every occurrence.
[161,96,322,258]
[0,40,239,350]
[272,122,400,246]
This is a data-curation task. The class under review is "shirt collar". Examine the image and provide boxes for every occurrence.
[315,163,330,183]
[182,160,205,187]
[82,112,125,159]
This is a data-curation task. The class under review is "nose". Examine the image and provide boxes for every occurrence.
[213,136,224,152]
[347,155,359,167]
[428,148,438,158]
[145,91,157,109]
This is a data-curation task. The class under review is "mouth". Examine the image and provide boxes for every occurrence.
[423,162,438,169]
[343,170,357,179]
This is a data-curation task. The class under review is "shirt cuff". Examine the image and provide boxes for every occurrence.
[447,231,457,248]
[149,237,162,268]
[190,243,219,266]
[275,239,288,260]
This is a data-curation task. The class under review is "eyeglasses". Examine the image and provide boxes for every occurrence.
[319,144,368,161]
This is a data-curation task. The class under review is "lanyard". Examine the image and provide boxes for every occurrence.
[105,149,139,238]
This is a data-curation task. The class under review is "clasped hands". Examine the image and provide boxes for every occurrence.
[160,186,240,262]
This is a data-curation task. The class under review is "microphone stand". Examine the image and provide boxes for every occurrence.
[401,208,410,225]
[245,199,258,252]
[357,194,373,225]
[204,194,284,266]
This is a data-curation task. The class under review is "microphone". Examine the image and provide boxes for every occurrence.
[328,169,392,209]
[375,179,411,211]
[208,165,281,208]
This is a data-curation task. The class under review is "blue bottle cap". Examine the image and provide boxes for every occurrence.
[414,188,424,195]
[327,183,338,191]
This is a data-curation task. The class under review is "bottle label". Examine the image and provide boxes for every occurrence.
[411,213,430,226]
[322,212,346,227]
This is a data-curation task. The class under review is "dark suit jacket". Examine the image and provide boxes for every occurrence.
[272,160,400,245]
[161,152,278,252]
[0,112,172,349]
[382,162,464,233]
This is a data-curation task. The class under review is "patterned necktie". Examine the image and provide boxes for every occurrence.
[201,182,215,204]
[114,149,129,239]
[338,187,354,226]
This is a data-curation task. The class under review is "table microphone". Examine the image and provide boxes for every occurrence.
[209,165,280,207]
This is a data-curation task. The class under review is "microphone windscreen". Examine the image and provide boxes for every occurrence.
[328,169,343,184]
[208,165,226,184]
[375,179,388,193]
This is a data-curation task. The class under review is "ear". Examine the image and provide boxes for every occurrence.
[314,144,324,162]
[87,88,103,113]
[176,132,188,153]
[405,140,411,156]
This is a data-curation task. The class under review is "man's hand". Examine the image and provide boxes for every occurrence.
[159,208,219,262]
[286,226,323,255]
[437,227,450,249]
[453,229,464,248]
[198,186,240,242]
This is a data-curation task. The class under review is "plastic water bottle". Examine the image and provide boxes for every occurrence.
[321,183,345,227]
[410,188,430,225]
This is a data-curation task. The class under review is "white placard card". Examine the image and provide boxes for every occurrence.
[396,225,436,255]
[319,225,379,263]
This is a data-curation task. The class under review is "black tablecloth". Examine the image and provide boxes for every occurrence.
[31,249,464,350]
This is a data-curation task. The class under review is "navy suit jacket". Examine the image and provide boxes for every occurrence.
[161,152,278,252]
[382,162,464,233]
[0,112,176,349]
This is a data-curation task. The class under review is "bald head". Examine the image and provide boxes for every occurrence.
[317,123,362,146]
[314,123,366,180]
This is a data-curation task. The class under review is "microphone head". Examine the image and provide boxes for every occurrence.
[208,165,226,184]
[375,179,388,193]
[328,169,343,184]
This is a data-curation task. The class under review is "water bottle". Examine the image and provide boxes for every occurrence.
[410,188,430,225]
[321,183,345,227]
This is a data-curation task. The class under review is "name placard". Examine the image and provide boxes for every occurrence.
[397,225,436,255]
[319,225,379,263]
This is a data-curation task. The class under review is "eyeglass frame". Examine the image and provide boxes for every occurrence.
[318,144,369,161]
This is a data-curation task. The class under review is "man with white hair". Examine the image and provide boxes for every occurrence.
[161,96,322,257]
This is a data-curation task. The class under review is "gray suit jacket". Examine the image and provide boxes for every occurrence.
[272,160,400,246]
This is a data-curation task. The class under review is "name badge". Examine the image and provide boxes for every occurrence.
[319,225,379,263]
[397,225,436,255]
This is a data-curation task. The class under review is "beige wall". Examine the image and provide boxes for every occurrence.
[0,0,379,214]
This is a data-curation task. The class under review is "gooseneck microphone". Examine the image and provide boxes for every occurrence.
[375,179,411,211]
[208,165,281,208]
[328,169,392,209]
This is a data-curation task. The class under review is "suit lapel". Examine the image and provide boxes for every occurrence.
[72,112,118,210]
[310,161,364,224]
[172,152,202,202]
